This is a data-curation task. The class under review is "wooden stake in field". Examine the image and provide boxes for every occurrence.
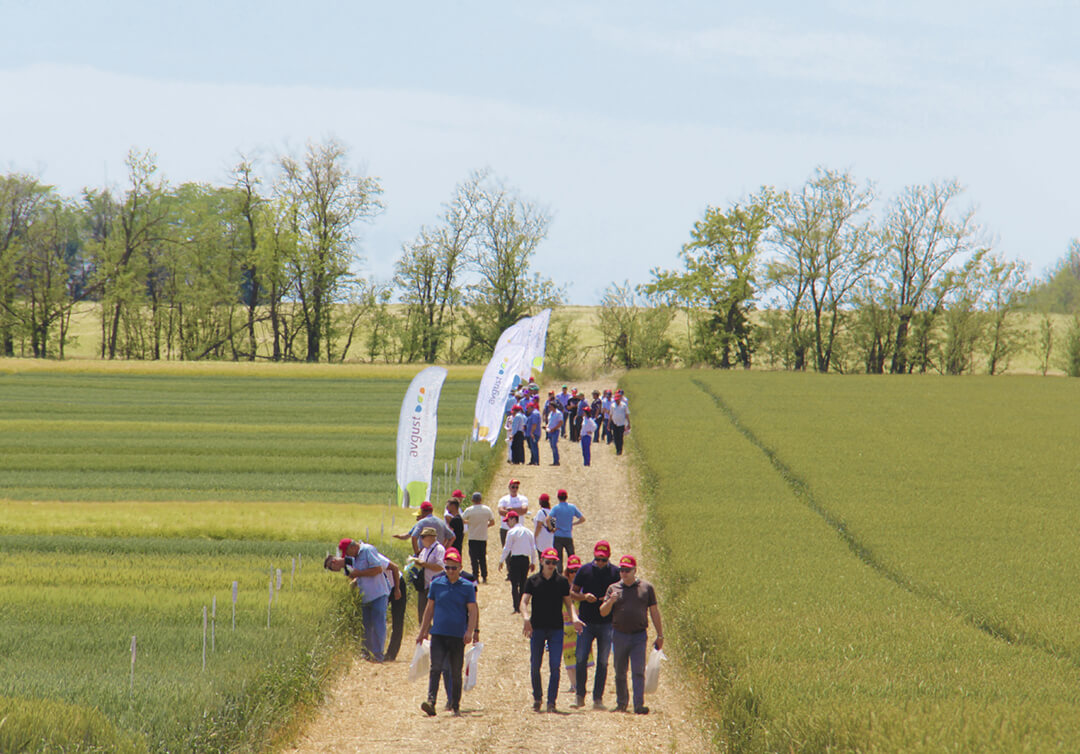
[211,596,216,652]
[231,581,238,631]
[130,635,136,693]
[202,606,207,672]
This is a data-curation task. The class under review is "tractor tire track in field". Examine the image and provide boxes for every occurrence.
[282,377,711,754]
[691,378,1080,668]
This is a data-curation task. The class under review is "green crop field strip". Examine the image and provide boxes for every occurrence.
[0,363,491,752]
[625,370,1080,752]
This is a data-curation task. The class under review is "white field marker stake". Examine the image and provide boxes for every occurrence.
[291,558,296,589]
[231,581,238,631]
[366,527,370,543]
[268,577,273,628]
[202,606,207,672]
[298,553,302,574]
[130,635,136,693]
[211,596,216,652]
[276,568,282,595]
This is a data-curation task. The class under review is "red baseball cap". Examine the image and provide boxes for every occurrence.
[452,489,464,498]
[337,538,353,554]
[444,548,462,563]
[557,489,568,500]
[541,547,559,560]
[566,554,582,570]
[594,541,611,558]
[513,404,522,411]
[582,405,591,412]
[420,501,433,512]
[619,555,637,568]
[538,493,550,503]
[504,511,520,523]
[509,478,520,486]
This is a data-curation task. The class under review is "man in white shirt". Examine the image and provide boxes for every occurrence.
[497,479,529,547]
[498,510,537,613]
[461,491,496,583]
[609,393,631,456]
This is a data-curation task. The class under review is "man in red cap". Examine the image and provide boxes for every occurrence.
[418,547,478,716]
[569,540,620,709]
[410,500,453,555]
[599,554,663,714]
[523,547,583,712]
[497,510,536,613]
[509,403,526,464]
[324,538,402,663]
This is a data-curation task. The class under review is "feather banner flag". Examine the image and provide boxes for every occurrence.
[472,342,528,446]
[396,366,448,508]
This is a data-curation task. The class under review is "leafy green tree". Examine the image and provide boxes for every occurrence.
[457,172,559,360]
[276,139,383,362]
[983,255,1030,375]
[767,168,875,372]
[0,173,51,356]
[1038,312,1054,376]
[648,195,766,368]
[597,281,675,369]
[880,180,982,374]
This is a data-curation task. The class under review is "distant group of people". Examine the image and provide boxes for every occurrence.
[322,382,658,718]
[505,381,632,467]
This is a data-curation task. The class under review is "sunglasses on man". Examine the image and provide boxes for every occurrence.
[445,564,461,571]
[619,566,634,572]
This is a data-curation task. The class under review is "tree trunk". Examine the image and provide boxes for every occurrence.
[891,314,912,374]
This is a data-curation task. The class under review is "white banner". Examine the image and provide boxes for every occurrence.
[473,342,528,446]
[524,308,551,377]
[396,366,448,508]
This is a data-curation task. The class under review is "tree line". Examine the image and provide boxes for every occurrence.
[0,141,562,363]
[598,167,1080,376]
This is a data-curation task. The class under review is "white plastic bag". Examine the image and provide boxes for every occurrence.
[644,648,666,694]
[463,642,484,692]
[408,639,430,683]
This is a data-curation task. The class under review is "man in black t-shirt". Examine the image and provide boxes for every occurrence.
[523,547,583,712]
[569,540,621,709]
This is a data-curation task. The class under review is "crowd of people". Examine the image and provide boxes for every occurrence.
[323,387,660,718]
[505,380,632,466]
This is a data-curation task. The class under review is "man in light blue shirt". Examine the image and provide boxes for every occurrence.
[546,405,564,466]
[550,489,585,567]
[339,538,400,662]
[525,402,543,465]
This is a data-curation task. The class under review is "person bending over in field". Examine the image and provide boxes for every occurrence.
[324,537,402,663]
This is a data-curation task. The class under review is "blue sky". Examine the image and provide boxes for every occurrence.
[2,0,1078,302]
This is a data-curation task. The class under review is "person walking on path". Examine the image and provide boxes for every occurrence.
[444,498,464,552]
[533,493,555,559]
[324,538,402,663]
[497,479,529,547]
[526,401,542,465]
[410,501,454,554]
[522,547,584,712]
[412,528,446,624]
[461,492,495,584]
[599,554,664,715]
[417,548,478,717]
[498,510,536,613]
[555,385,571,437]
[567,390,582,443]
[509,403,526,464]
[579,406,597,467]
[545,403,564,466]
[570,540,621,709]
[609,392,631,456]
[550,489,585,566]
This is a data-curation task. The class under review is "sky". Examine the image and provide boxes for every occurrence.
[2,0,1078,303]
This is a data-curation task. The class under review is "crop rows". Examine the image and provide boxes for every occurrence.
[625,370,1080,752]
[0,365,491,752]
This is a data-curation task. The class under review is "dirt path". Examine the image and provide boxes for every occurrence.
[283,377,710,753]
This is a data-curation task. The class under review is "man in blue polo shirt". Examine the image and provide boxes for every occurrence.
[418,547,478,716]
[550,489,585,567]
[525,401,543,466]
